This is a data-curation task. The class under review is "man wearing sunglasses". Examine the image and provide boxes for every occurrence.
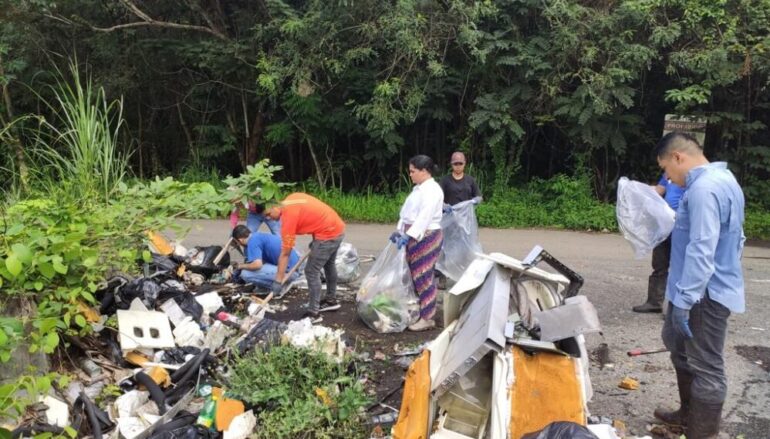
[439,151,482,209]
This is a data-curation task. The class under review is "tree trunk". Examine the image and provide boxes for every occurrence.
[176,102,196,163]
[0,53,29,192]
[244,104,265,168]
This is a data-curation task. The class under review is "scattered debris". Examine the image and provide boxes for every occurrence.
[282,318,346,361]
[116,310,175,351]
[223,410,256,439]
[618,377,640,390]
[591,343,614,369]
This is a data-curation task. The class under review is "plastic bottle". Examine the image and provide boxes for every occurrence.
[211,311,242,330]
[196,394,218,429]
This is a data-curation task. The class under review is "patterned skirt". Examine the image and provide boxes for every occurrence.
[406,228,444,320]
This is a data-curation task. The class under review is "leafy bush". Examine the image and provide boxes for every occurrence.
[228,345,369,439]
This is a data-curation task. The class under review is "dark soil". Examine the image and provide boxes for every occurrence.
[735,345,770,372]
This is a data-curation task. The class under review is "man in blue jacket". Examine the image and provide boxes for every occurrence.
[652,132,745,439]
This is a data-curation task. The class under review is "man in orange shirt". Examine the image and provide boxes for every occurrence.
[264,193,346,320]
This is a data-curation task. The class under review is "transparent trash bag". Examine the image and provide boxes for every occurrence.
[356,243,419,333]
[436,199,483,281]
[335,242,361,284]
[616,177,676,259]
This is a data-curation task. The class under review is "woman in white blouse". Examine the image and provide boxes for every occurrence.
[389,155,444,331]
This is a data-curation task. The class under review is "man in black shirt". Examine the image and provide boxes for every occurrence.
[439,151,482,207]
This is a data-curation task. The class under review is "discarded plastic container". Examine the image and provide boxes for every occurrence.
[78,357,103,377]
[196,394,218,429]
[213,311,242,330]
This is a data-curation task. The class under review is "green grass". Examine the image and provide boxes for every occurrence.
[314,175,770,240]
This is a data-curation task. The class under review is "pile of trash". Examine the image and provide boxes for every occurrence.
[13,232,353,439]
[391,246,651,439]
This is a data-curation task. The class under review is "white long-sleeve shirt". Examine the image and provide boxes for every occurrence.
[397,177,444,241]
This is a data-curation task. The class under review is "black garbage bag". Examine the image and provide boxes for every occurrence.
[186,246,230,277]
[119,278,163,308]
[96,275,132,315]
[162,346,204,364]
[521,422,599,439]
[149,425,214,439]
[237,318,287,355]
[157,288,204,322]
[151,254,179,273]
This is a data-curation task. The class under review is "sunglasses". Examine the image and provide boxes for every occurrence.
[452,162,465,166]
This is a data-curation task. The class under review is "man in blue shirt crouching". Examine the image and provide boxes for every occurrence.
[232,225,301,293]
[652,132,745,439]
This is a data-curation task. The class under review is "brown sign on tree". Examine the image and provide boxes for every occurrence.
[664,115,707,146]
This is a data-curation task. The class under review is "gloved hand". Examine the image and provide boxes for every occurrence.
[389,231,401,243]
[671,304,693,339]
[471,196,482,205]
[396,234,410,250]
[442,204,453,215]
[270,280,283,295]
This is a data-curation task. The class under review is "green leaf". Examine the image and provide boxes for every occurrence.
[43,332,59,353]
[53,260,68,274]
[0,330,7,347]
[64,426,77,438]
[34,281,44,291]
[142,250,152,262]
[5,255,22,277]
[11,244,33,264]
[38,261,55,279]
[75,315,87,328]
[82,256,97,267]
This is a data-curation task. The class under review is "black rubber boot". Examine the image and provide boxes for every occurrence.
[654,369,693,426]
[686,398,723,439]
[633,277,665,313]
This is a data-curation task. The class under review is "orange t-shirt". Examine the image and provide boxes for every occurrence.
[280,193,345,250]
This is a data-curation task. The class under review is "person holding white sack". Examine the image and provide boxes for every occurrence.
[633,172,684,313]
[389,155,444,332]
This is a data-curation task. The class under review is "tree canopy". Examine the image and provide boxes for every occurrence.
[1,0,769,204]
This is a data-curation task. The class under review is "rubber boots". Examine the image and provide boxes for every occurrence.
[654,369,692,426]
[686,398,723,439]
[633,276,665,313]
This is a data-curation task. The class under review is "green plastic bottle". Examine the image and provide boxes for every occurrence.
[196,394,218,429]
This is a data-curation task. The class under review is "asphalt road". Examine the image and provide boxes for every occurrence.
[180,219,770,438]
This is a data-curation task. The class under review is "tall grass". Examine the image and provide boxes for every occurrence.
[30,61,130,202]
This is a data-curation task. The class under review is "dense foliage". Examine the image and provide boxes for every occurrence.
[228,345,369,439]
[1,0,769,207]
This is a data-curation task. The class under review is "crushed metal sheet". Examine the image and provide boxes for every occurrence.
[431,265,510,397]
[534,295,601,342]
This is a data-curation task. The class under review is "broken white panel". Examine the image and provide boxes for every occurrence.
[444,258,494,326]
[118,417,150,439]
[480,252,570,289]
[533,295,601,342]
[432,265,510,397]
[428,321,458,384]
[575,334,594,403]
[40,395,69,427]
[116,310,175,351]
[489,350,513,439]
[195,292,224,315]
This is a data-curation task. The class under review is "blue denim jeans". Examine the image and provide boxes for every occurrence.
[246,212,281,235]
[240,263,299,289]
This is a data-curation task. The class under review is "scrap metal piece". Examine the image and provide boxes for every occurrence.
[533,295,601,342]
[431,265,510,397]
[521,245,584,298]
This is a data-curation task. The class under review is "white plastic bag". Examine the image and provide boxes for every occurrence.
[335,242,361,284]
[616,177,676,258]
[356,243,419,333]
[436,200,483,281]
